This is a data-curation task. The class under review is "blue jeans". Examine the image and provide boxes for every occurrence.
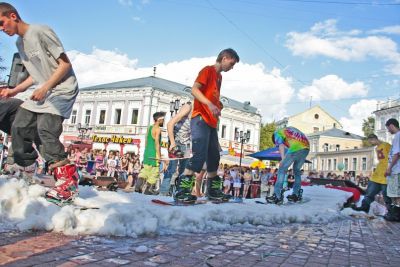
[362,181,391,209]
[159,145,189,194]
[186,116,220,173]
[274,149,309,197]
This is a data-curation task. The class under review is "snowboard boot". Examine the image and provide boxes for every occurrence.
[45,164,79,205]
[206,176,231,202]
[287,189,303,203]
[174,174,197,203]
[384,205,400,222]
[266,193,284,204]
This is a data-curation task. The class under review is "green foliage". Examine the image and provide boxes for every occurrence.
[362,116,375,147]
[259,122,276,150]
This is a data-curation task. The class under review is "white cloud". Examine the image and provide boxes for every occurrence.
[339,99,377,135]
[68,48,295,122]
[369,25,400,35]
[297,75,368,101]
[286,20,400,75]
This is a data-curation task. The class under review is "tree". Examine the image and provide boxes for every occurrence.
[0,55,6,81]
[362,116,375,147]
[259,122,276,150]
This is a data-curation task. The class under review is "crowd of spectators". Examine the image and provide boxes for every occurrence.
[2,145,371,196]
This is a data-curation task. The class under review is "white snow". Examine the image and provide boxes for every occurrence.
[0,176,362,237]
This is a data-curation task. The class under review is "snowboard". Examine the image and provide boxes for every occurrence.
[148,156,192,161]
[151,199,207,206]
[45,196,99,210]
[255,197,311,205]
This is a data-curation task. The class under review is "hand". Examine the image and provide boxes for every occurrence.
[0,88,17,98]
[30,87,48,101]
[384,167,391,177]
[207,102,221,118]
[168,143,176,152]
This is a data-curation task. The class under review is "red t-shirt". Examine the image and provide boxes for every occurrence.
[192,65,222,128]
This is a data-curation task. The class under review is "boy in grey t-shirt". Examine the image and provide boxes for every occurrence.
[0,2,79,204]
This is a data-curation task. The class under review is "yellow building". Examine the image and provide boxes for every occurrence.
[276,105,342,134]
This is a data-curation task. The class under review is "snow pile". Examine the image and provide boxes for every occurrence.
[0,176,353,237]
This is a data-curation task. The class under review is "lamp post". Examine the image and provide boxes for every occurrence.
[236,131,250,172]
[169,98,180,117]
[77,123,92,143]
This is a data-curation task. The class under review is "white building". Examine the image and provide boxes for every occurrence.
[62,76,262,160]
[374,98,400,144]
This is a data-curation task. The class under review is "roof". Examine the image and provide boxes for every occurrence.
[81,76,259,114]
[307,127,363,140]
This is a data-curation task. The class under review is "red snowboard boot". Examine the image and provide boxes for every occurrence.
[45,164,79,205]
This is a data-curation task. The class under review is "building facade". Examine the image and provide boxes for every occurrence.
[61,76,262,159]
[312,147,374,177]
[374,98,400,144]
[276,105,342,134]
[306,128,368,174]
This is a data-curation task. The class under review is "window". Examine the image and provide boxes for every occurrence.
[380,117,385,130]
[234,127,239,140]
[336,144,340,151]
[314,113,319,119]
[71,110,77,124]
[84,110,91,124]
[312,140,318,152]
[321,159,324,171]
[131,109,138,124]
[246,130,251,142]
[221,125,226,139]
[323,143,329,152]
[333,159,337,170]
[344,158,349,171]
[313,127,319,133]
[99,110,106,124]
[328,159,332,171]
[114,109,122,124]
[362,157,367,171]
[352,158,357,171]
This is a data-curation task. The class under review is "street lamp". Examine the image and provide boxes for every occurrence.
[236,130,251,172]
[169,98,180,117]
[77,123,92,143]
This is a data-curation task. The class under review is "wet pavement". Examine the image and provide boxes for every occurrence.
[1,216,400,267]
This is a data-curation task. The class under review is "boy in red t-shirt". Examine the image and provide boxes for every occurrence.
[174,48,239,203]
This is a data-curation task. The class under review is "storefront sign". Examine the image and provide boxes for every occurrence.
[91,135,139,145]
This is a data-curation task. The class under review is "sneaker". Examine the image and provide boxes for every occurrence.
[206,176,231,201]
[351,205,369,213]
[174,175,197,203]
[266,194,283,204]
[384,205,400,222]
[168,146,185,158]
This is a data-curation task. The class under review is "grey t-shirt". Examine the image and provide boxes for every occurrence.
[16,24,78,118]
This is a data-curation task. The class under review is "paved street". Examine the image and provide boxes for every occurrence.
[1,217,400,267]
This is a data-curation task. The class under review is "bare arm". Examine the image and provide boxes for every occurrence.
[167,103,191,149]
[385,153,400,177]
[0,76,34,98]
[30,53,72,101]
[153,126,162,160]
[191,82,220,118]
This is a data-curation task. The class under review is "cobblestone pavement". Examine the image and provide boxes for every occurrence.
[1,217,400,267]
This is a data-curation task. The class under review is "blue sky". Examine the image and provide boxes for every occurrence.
[1,0,399,134]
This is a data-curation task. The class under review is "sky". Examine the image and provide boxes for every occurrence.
[1,0,399,135]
